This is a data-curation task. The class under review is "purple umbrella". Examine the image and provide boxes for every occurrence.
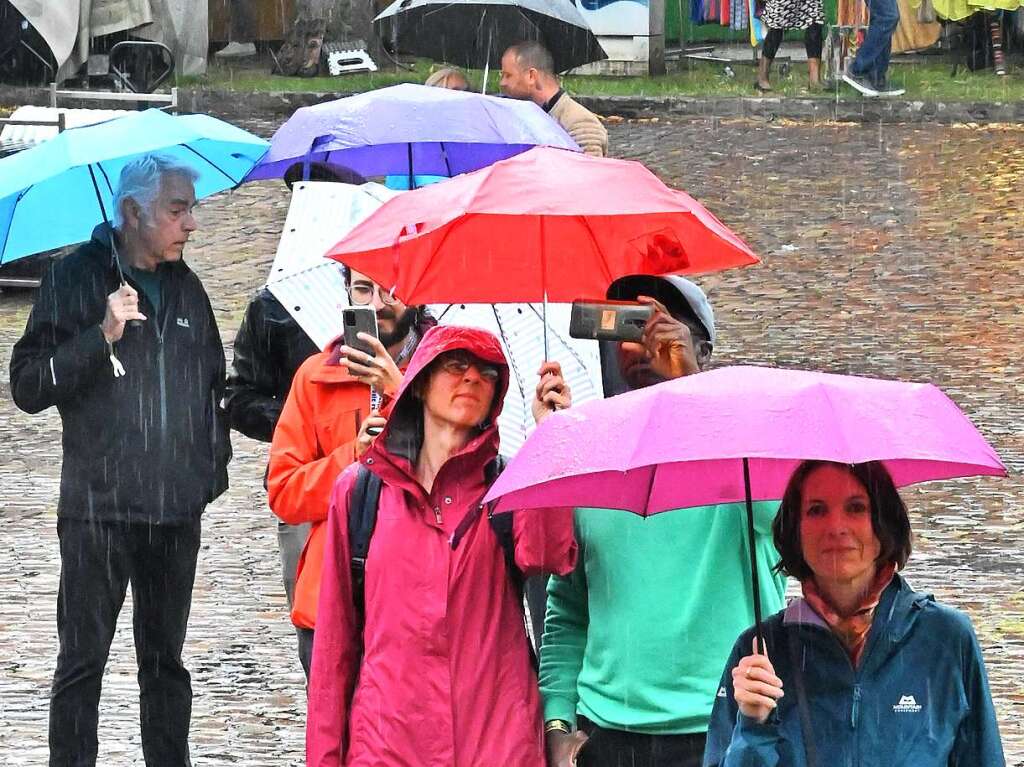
[484,365,1007,642]
[245,83,580,182]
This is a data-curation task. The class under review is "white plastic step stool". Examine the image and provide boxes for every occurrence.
[324,41,377,76]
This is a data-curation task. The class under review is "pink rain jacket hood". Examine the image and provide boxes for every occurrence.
[307,325,578,767]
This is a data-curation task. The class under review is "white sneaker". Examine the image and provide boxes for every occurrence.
[215,42,257,59]
[875,84,906,97]
[842,72,879,98]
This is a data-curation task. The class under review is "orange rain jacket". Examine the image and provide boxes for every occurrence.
[267,342,371,629]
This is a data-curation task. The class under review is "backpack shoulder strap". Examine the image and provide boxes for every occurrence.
[349,464,383,627]
[484,456,517,585]
[484,456,541,668]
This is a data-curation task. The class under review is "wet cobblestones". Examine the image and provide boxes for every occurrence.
[1,116,1022,764]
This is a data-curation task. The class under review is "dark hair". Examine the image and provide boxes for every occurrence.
[506,40,555,75]
[283,162,366,190]
[772,460,912,581]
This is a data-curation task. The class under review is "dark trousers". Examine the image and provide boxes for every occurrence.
[227,0,258,41]
[763,24,824,60]
[577,722,707,767]
[49,517,202,767]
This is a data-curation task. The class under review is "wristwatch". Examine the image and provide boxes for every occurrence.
[544,719,573,735]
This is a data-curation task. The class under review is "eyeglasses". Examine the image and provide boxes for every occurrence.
[437,351,501,383]
[349,283,398,306]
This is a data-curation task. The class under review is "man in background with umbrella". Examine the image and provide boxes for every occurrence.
[500,41,608,158]
[9,153,231,766]
[539,275,785,767]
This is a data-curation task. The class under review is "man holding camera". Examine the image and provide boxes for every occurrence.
[539,275,786,767]
[266,269,434,672]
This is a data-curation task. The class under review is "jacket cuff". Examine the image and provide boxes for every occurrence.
[736,711,781,736]
[542,695,578,726]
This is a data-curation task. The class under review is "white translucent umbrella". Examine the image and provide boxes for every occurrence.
[266,180,399,349]
[434,302,602,456]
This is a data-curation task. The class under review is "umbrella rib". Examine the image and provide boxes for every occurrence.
[96,163,116,196]
[0,186,31,263]
[491,304,530,421]
[524,302,592,371]
[576,215,616,287]
[181,143,240,186]
[88,164,113,224]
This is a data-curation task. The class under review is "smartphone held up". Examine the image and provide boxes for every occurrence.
[342,306,379,357]
[569,300,653,343]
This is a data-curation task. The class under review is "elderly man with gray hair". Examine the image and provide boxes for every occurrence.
[10,153,231,767]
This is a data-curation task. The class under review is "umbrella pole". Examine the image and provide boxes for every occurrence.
[542,290,549,360]
[743,457,766,653]
[407,143,416,190]
[88,164,126,284]
[87,164,128,377]
[481,23,492,94]
[539,215,549,360]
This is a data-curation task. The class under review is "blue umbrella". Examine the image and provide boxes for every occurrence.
[244,83,579,183]
[0,108,269,265]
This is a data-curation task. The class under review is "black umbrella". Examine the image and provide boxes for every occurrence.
[374,0,607,74]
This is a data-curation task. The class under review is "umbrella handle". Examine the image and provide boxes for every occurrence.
[743,457,766,651]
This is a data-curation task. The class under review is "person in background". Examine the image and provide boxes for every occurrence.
[215,0,258,59]
[540,275,785,767]
[841,0,904,96]
[223,161,365,676]
[499,40,608,158]
[756,1,824,92]
[424,65,469,90]
[10,153,230,766]
[704,460,1003,766]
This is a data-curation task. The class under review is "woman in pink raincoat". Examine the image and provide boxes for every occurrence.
[308,325,578,767]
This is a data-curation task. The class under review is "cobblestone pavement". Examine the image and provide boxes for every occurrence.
[1,116,1022,765]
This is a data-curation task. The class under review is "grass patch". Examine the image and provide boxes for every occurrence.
[179,55,1024,104]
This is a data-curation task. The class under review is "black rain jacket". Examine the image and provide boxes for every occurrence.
[223,287,318,444]
[9,225,231,524]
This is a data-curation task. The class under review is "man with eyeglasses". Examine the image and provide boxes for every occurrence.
[266,267,435,675]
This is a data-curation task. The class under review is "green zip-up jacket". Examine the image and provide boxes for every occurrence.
[540,502,786,735]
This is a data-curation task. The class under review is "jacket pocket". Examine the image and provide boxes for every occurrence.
[314,408,361,458]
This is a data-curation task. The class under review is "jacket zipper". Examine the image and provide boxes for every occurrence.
[132,274,170,437]
[156,291,170,436]
[850,683,861,728]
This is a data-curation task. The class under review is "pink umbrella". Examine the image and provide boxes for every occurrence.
[484,365,1007,640]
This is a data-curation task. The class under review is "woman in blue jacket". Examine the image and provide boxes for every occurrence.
[703,460,1004,767]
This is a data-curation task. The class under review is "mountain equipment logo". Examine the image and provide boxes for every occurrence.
[177,318,190,328]
[717,686,727,698]
[893,694,922,713]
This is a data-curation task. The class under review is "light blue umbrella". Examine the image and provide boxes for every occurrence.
[0,108,269,265]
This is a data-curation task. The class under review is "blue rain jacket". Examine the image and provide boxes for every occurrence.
[703,574,1005,767]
